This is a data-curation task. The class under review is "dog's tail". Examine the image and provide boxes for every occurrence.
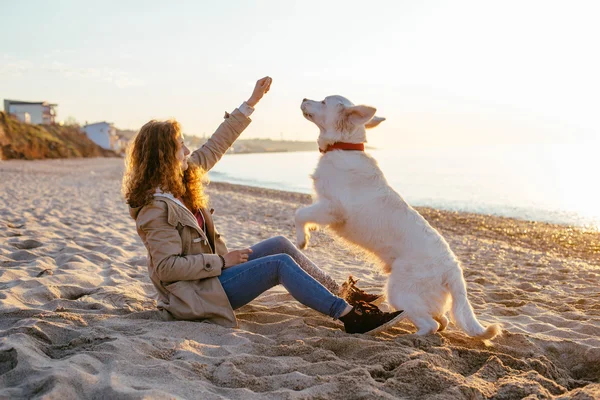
[446,268,501,340]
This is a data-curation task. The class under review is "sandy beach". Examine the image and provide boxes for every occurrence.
[1,157,599,399]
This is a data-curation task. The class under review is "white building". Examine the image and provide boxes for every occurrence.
[4,100,57,124]
[83,122,118,151]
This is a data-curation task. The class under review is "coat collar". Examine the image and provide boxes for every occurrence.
[153,191,208,241]
[154,190,190,216]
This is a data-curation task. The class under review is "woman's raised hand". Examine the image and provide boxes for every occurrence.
[246,76,272,107]
[223,248,253,268]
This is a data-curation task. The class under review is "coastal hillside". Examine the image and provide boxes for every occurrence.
[185,135,320,154]
[231,138,318,153]
[0,112,117,160]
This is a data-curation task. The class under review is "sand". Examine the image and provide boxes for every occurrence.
[1,157,599,399]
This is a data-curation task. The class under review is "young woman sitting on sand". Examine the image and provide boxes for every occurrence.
[122,76,403,334]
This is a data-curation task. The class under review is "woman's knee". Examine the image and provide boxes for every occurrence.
[273,235,294,251]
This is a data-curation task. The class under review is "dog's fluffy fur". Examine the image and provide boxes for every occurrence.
[296,95,501,339]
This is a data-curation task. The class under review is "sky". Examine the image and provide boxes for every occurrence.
[1,0,599,149]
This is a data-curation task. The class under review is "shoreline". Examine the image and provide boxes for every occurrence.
[208,180,600,265]
[4,155,598,232]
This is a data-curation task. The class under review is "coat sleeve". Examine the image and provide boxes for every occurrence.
[188,108,251,172]
[137,202,223,282]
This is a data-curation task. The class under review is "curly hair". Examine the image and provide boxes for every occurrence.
[122,119,209,211]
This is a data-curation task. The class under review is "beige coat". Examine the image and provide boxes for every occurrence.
[129,109,251,327]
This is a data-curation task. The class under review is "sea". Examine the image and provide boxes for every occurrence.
[208,143,600,229]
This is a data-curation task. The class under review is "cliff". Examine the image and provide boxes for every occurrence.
[0,112,117,160]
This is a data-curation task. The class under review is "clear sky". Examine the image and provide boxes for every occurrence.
[1,0,598,148]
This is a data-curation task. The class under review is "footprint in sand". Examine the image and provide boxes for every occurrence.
[10,239,43,250]
[5,249,38,262]
[0,345,18,375]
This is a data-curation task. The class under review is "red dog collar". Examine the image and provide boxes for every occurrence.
[319,142,365,153]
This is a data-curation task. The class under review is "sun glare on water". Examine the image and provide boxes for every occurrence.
[550,141,600,230]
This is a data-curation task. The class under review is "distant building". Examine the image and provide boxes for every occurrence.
[3,100,58,124]
[83,121,118,151]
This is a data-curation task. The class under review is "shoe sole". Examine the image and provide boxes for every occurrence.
[364,311,405,336]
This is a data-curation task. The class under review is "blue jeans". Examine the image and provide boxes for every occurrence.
[218,236,349,319]
[249,235,340,294]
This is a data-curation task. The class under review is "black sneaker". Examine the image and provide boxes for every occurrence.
[339,300,404,334]
[339,275,384,306]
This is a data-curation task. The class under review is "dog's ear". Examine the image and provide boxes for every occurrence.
[365,116,386,129]
[344,105,377,126]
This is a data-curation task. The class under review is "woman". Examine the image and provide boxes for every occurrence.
[122,76,403,334]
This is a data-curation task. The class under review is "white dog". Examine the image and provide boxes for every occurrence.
[296,95,501,339]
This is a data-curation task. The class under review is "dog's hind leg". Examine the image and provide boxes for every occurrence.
[295,200,339,249]
[388,293,440,335]
[434,315,449,332]
[412,316,440,336]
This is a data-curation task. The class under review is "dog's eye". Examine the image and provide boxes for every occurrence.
[321,101,325,104]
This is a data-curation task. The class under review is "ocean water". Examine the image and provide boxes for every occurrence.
[208,143,600,229]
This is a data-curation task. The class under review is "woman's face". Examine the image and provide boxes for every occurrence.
[176,134,191,171]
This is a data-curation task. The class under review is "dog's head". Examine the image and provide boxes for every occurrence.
[301,95,385,150]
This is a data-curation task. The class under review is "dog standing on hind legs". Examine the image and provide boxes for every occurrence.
[295,95,501,339]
